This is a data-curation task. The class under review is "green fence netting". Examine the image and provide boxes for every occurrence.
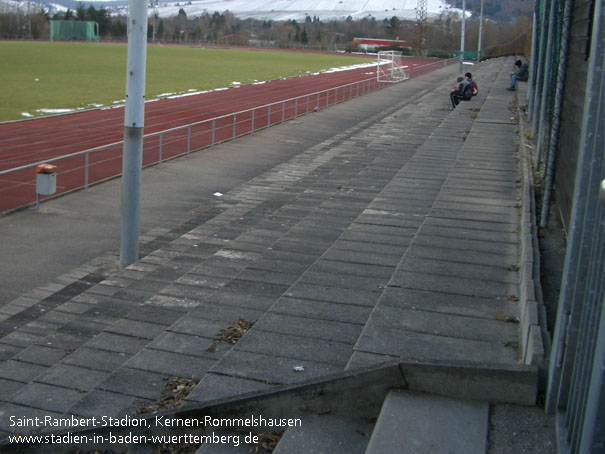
[50,21,99,42]
[454,50,485,60]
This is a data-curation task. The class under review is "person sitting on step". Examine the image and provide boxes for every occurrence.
[508,60,529,91]
[450,72,475,109]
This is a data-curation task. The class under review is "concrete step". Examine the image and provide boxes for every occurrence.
[273,414,374,454]
[365,390,489,454]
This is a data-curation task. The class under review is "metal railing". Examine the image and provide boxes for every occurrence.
[0,58,457,214]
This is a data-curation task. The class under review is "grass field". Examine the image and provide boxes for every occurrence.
[0,41,369,122]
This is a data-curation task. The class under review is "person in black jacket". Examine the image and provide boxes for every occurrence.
[508,60,529,91]
[450,72,474,109]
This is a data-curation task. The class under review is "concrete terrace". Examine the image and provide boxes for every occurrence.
[0,57,547,451]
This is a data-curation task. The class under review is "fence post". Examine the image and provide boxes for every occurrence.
[187,126,191,157]
[211,119,215,148]
[307,95,310,114]
[84,151,89,191]
[268,105,271,128]
[159,133,163,166]
[251,110,255,134]
[295,98,298,118]
[528,2,540,121]
[536,0,557,167]
[233,114,237,139]
[282,101,285,123]
[317,93,320,110]
[531,0,550,136]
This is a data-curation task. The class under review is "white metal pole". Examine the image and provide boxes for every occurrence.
[27,0,31,40]
[460,0,466,74]
[476,0,484,63]
[152,0,156,43]
[120,0,148,268]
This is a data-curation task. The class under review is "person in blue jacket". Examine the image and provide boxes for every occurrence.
[508,60,529,91]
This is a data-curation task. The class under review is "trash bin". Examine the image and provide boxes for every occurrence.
[36,164,57,196]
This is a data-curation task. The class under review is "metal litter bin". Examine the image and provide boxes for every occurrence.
[35,164,57,210]
[36,164,57,195]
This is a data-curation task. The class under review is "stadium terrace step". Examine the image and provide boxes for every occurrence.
[365,390,489,454]
[267,390,491,454]
[265,393,490,454]
[272,414,373,454]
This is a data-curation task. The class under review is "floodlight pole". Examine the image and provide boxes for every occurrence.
[459,0,466,74]
[152,0,157,43]
[27,0,31,39]
[120,0,148,268]
[477,0,484,63]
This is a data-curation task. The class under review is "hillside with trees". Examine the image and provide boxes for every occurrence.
[1,1,531,57]
[444,0,533,21]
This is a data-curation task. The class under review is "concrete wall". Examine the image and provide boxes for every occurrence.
[555,0,594,232]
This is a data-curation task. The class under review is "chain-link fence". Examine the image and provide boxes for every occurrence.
[527,1,605,453]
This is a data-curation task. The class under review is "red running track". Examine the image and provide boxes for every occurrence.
[0,57,449,213]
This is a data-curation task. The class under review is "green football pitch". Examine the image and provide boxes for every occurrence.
[0,41,369,122]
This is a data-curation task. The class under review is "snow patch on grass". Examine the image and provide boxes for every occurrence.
[36,108,75,114]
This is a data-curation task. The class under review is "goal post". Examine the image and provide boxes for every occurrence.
[377,51,410,83]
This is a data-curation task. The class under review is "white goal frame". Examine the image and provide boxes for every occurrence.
[377,51,410,83]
